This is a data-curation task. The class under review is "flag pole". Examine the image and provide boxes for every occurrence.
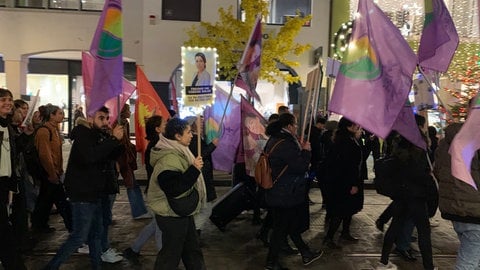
[197,112,202,158]
[301,83,313,143]
[117,95,121,124]
[218,72,240,132]
[417,65,453,120]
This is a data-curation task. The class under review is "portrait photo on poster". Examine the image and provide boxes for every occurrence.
[181,47,217,107]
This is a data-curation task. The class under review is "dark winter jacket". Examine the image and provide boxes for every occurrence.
[64,120,123,202]
[434,123,480,224]
[266,130,311,190]
[325,135,364,216]
[390,136,438,217]
[189,134,217,202]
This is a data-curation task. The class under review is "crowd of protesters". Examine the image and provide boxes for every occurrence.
[0,91,477,270]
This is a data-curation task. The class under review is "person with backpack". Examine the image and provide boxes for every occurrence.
[31,104,72,233]
[263,113,322,270]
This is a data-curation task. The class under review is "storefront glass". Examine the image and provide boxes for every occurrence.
[26,74,69,134]
[0,73,5,88]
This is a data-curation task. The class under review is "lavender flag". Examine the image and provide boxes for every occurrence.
[329,0,417,139]
[418,0,459,73]
[210,88,242,173]
[88,0,123,116]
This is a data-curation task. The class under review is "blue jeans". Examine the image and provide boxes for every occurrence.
[45,200,103,270]
[453,221,480,270]
[131,218,162,253]
[127,178,148,218]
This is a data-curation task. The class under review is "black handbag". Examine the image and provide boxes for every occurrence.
[167,188,199,217]
[373,157,401,198]
[264,175,307,208]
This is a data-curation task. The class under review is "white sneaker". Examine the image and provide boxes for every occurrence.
[101,248,124,263]
[77,244,89,254]
[108,248,122,256]
[376,261,397,270]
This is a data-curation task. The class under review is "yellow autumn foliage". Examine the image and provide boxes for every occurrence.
[184,0,311,84]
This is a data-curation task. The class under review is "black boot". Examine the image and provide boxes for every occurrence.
[265,261,289,270]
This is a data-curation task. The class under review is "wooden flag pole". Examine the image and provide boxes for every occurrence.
[301,70,314,143]
[196,113,202,158]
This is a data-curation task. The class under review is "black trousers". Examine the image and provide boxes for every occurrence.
[381,199,434,269]
[378,202,394,225]
[31,179,72,231]
[267,206,309,264]
[0,180,26,270]
[154,215,205,270]
[325,215,352,240]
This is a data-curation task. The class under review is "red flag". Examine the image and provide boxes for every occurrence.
[235,16,262,103]
[135,66,170,159]
[88,0,123,116]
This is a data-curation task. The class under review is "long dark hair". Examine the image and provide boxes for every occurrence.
[334,117,355,144]
[145,115,163,141]
[266,113,295,136]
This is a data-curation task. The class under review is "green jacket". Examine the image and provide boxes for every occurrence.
[147,147,205,217]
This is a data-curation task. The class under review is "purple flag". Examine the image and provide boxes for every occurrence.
[240,97,268,177]
[88,0,123,116]
[235,16,262,103]
[328,0,417,139]
[418,0,458,73]
[210,88,242,173]
[391,101,427,149]
[449,96,480,189]
[83,51,135,124]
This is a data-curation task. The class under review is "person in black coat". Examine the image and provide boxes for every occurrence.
[44,106,124,269]
[323,117,363,249]
[263,113,323,270]
[378,135,437,270]
[0,88,26,270]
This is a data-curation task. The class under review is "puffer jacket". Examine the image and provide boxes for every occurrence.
[434,123,480,224]
[147,147,205,217]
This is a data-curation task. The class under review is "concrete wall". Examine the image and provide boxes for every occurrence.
[0,0,330,93]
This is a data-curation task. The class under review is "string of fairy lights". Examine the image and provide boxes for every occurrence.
[330,0,480,122]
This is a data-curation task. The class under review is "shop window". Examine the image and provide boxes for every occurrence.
[239,0,311,26]
[16,0,44,8]
[49,0,79,10]
[81,0,104,11]
[162,0,201,22]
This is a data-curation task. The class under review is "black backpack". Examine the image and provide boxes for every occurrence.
[23,126,52,180]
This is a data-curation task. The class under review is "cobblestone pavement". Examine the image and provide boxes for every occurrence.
[18,187,458,270]
[5,142,457,269]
